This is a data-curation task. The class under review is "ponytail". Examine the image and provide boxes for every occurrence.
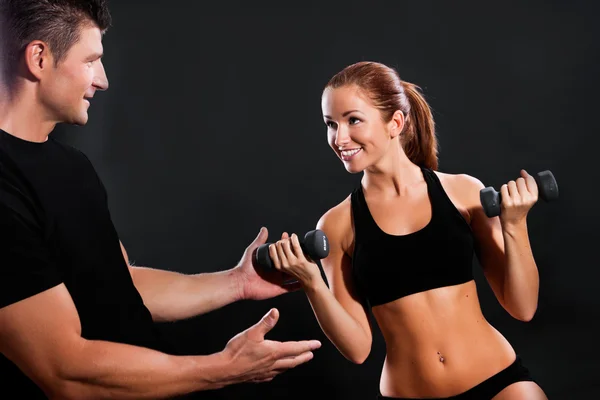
[401,81,438,170]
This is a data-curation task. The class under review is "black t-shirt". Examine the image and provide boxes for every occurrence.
[0,129,170,397]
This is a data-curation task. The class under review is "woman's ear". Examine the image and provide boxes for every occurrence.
[389,110,405,139]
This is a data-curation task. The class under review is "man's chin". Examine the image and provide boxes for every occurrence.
[67,113,89,126]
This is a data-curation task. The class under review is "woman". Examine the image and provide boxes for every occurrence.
[269,61,548,399]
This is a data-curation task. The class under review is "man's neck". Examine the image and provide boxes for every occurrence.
[0,87,56,143]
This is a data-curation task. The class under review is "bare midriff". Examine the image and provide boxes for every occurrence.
[374,280,516,398]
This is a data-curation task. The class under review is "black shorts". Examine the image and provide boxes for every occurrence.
[377,355,536,400]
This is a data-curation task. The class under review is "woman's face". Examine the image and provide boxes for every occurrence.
[321,85,400,174]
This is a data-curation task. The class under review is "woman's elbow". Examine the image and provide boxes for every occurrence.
[509,305,537,322]
[349,352,370,364]
[517,309,537,322]
[345,341,372,364]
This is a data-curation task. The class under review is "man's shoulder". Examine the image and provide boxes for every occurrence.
[48,136,94,166]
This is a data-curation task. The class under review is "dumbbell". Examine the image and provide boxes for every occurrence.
[480,170,559,218]
[255,229,330,270]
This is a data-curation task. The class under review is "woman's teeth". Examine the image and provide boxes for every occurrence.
[341,148,361,157]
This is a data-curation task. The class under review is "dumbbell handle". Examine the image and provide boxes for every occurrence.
[254,229,330,287]
[480,170,558,218]
[255,229,329,270]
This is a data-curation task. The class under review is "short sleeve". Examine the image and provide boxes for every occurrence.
[0,198,63,309]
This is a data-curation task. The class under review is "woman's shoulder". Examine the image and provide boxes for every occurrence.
[317,195,352,229]
[432,170,487,211]
[433,170,485,192]
[316,195,353,248]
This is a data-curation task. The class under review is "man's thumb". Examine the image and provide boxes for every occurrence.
[249,308,279,340]
[252,227,268,247]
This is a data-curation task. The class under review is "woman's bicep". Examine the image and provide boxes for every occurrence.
[318,212,372,338]
[466,177,507,303]
[327,250,372,334]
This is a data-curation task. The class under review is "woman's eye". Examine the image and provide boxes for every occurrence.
[349,117,360,125]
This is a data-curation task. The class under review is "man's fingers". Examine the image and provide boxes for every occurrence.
[276,340,322,358]
[252,347,319,382]
[251,373,278,383]
[271,351,315,371]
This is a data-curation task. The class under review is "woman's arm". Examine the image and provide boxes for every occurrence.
[270,202,373,364]
[460,170,540,321]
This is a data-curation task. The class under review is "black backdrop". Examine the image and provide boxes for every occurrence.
[52,1,599,398]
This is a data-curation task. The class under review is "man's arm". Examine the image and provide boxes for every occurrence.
[127,262,242,322]
[0,284,320,400]
[121,228,301,322]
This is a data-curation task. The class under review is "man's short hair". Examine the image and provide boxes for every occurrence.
[0,0,112,88]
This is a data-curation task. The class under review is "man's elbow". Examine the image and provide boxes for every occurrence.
[43,378,90,400]
[38,355,101,400]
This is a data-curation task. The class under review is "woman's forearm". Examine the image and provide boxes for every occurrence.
[501,220,539,321]
[304,280,371,364]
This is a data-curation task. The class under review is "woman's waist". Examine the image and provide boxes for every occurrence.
[378,304,511,360]
[379,323,515,398]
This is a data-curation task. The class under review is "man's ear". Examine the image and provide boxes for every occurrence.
[24,40,53,81]
[389,109,405,139]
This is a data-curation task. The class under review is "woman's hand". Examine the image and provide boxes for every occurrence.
[269,232,323,290]
[499,169,539,228]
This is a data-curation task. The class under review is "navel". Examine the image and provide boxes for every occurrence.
[437,351,445,363]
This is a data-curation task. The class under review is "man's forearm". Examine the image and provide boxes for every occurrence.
[130,266,242,322]
[49,339,229,399]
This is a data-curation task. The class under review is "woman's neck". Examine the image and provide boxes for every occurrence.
[362,150,424,197]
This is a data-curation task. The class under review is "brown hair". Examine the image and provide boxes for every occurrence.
[324,61,438,170]
[0,0,112,89]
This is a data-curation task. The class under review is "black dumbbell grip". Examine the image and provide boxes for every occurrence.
[480,170,558,218]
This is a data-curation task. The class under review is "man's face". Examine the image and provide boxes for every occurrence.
[39,24,108,125]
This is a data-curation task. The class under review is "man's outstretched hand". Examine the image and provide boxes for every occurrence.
[220,308,321,384]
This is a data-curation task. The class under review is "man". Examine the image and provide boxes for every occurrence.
[0,0,320,398]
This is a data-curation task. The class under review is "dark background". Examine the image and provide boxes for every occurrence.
[52,0,599,398]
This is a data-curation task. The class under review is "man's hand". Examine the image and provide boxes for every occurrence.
[234,227,302,301]
[220,308,321,383]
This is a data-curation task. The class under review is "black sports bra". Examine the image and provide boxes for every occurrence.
[350,167,475,308]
